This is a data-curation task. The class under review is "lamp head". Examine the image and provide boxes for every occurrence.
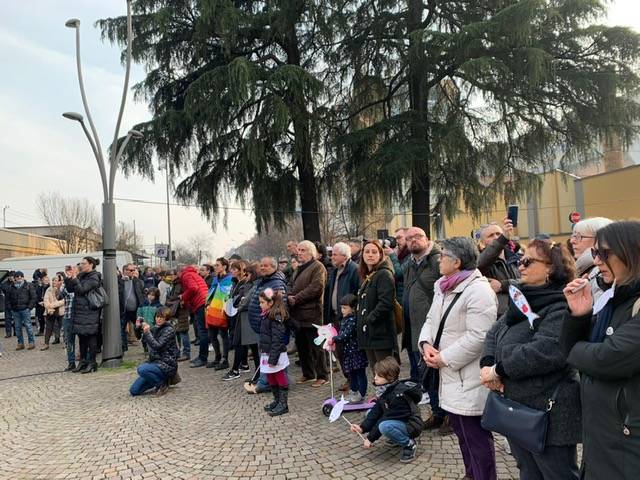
[128,129,144,139]
[62,112,84,122]
[65,19,81,28]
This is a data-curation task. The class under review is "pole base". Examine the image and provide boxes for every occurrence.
[101,358,123,369]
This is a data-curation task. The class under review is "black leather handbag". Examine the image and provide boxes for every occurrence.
[481,384,562,454]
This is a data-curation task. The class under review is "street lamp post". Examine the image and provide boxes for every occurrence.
[62,1,140,368]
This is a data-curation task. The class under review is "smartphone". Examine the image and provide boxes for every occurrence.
[507,205,519,228]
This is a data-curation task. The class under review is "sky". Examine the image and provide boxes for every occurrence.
[1,1,639,259]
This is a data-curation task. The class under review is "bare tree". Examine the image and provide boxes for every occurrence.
[115,221,142,252]
[36,191,100,254]
[173,234,213,265]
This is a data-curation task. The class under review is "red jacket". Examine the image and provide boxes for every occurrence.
[179,266,208,313]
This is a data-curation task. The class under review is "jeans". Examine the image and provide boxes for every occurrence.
[14,309,34,345]
[178,331,191,358]
[349,368,368,397]
[429,389,446,419]
[195,306,209,362]
[407,350,421,382]
[130,362,167,396]
[378,420,412,447]
[509,441,579,480]
[4,308,14,336]
[63,317,76,364]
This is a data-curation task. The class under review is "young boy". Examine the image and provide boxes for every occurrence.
[350,356,424,463]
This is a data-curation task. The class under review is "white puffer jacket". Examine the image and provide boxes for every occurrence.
[418,269,497,416]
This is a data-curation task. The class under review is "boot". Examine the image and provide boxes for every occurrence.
[169,372,182,386]
[40,344,49,351]
[16,343,25,351]
[268,387,289,416]
[73,361,88,373]
[64,362,76,372]
[80,362,98,374]
[27,343,35,350]
[264,386,280,412]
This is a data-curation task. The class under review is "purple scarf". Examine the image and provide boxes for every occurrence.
[439,269,475,294]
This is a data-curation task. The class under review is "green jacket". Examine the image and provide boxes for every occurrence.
[137,301,161,326]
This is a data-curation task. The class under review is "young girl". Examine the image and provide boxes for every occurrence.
[259,288,290,416]
[136,287,162,353]
[327,294,368,402]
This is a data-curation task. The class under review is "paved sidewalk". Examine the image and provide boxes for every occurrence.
[0,336,520,479]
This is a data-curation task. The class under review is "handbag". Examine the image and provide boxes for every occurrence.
[481,384,562,455]
[419,292,462,392]
[393,299,404,334]
[87,286,109,310]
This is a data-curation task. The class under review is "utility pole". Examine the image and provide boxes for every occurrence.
[133,220,137,252]
[165,160,173,269]
[2,206,8,228]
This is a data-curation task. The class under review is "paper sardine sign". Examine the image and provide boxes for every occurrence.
[509,286,539,328]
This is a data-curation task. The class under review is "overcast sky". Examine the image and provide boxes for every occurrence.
[1,1,638,259]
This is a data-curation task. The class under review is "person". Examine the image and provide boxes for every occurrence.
[41,274,65,350]
[286,255,299,289]
[349,238,363,263]
[199,264,214,288]
[136,287,162,353]
[481,240,581,479]
[142,266,157,290]
[356,241,396,371]
[6,271,36,350]
[315,241,334,279]
[350,357,423,463]
[205,258,234,371]
[58,268,77,371]
[65,256,103,374]
[164,270,191,362]
[178,265,209,368]
[34,271,49,336]
[561,220,640,479]
[130,307,179,396]
[259,289,290,416]
[394,227,410,265]
[419,237,498,480]
[570,217,613,304]
[157,271,172,305]
[327,294,368,402]
[118,263,145,351]
[224,260,253,380]
[477,218,521,317]
[1,272,15,338]
[282,241,299,282]
[290,240,328,387]
[385,229,408,305]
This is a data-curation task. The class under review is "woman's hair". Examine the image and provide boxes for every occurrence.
[358,241,385,279]
[155,306,173,321]
[83,256,100,269]
[230,260,247,277]
[339,293,358,309]
[217,257,230,271]
[440,237,479,271]
[596,220,640,284]
[246,261,260,280]
[374,356,400,382]
[575,217,613,237]
[528,239,576,285]
[259,290,289,322]
[147,287,160,301]
[314,241,328,259]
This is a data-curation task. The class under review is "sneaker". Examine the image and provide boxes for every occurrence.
[214,360,229,371]
[208,344,214,352]
[190,358,206,368]
[27,343,35,350]
[206,360,220,369]
[418,392,430,405]
[346,391,364,403]
[223,370,240,381]
[400,440,417,463]
[239,365,251,373]
[40,344,49,351]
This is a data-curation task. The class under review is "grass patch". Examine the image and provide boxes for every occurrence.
[100,359,140,373]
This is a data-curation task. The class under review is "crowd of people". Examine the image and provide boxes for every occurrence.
[2,217,640,477]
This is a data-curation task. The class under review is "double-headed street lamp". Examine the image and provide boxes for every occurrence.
[62,1,139,368]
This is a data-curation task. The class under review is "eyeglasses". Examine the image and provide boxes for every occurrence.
[571,233,594,242]
[518,257,550,268]
[591,247,611,261]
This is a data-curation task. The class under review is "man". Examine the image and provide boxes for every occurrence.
[118,263,145,352]
[384,228,409,304]
[286,241,298,257]
[1,272,15,338]
[177,265,209,368]
[283,241,299,282]
[290,241,328,387]
[6,271,36,350]
[477,217,520,317]
[348,238,362,263]
[199,264,214,288]
[33,270,49,336]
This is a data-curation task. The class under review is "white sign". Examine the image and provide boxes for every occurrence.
[155,244,169,258]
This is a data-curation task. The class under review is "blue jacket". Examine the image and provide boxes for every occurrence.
[323,258,361,324]
[248,270,287,334]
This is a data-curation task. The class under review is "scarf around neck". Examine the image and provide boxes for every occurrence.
[439,269,474,294]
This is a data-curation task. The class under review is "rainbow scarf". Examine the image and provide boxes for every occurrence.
[205,273,234,327]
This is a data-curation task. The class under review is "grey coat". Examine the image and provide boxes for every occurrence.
[482,283,581,447]
[401,244,440,352]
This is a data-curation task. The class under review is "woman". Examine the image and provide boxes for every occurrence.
[41,274,65,350]
[205,257,234,371]
[356,241,396,371]
[240,263,266,393]
[481,240,581,479]
[571,217,613,304]
[223,260,254,380]
[165,270,191,362]
[130,307,179,396]
[562,220,640,479]
[418,237,497,480]
[64,256,103,374]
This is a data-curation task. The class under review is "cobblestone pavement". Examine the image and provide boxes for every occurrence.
[0,335,520,480]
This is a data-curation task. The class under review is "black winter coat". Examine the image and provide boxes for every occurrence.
[561,280,640,479]
[65,270,102,336]
[6,281,36,311]
[360,380,423,442]
[143,322,179,379]
[259,313,287,366]
[477,234,520,317]
[323,258,361,325]
[481,283,581,446]
[356,259,396,351]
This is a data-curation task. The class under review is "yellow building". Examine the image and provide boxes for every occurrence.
[0,228,65,260]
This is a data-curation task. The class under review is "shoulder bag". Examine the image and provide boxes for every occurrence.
[87,285,109,310]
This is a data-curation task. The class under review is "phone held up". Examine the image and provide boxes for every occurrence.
[507,205,519,228]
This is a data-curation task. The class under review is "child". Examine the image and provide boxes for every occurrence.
[136,287,162,353]
[350,356,424,463]
[327,294,368,403]
[258,288,289,416]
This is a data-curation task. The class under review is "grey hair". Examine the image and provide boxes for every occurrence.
[441,237,479,271]
[260,256,278,269]
[298,240,318,258]
[574,217,613,236]
[332,242,350,257]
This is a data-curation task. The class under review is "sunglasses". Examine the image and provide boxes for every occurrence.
[518,257,550,268]
[591,247,611,261]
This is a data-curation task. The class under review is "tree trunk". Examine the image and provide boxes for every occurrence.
[407,0,431,236]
